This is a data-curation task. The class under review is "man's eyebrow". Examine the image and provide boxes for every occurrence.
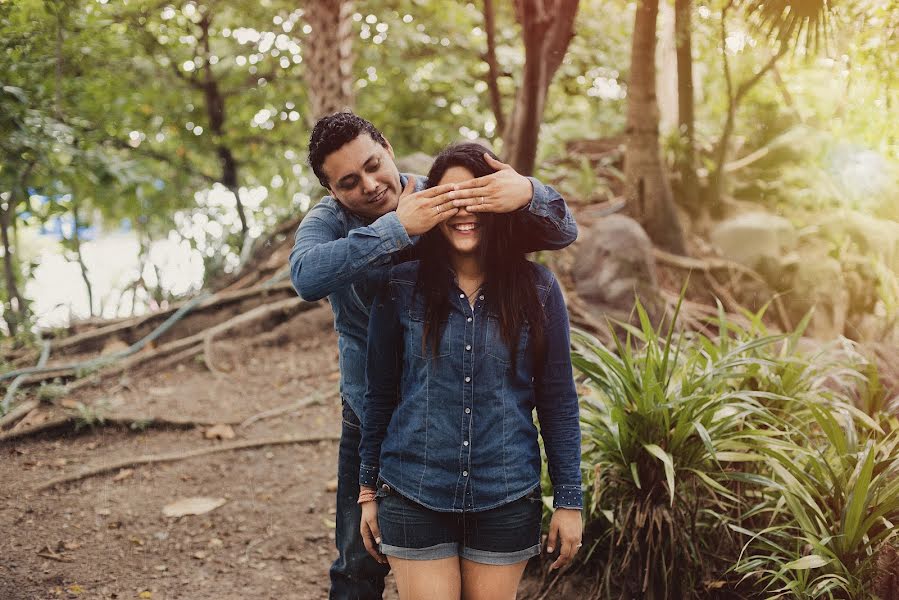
[336,154,379,187]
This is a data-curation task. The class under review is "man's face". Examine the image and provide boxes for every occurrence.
[321,134,402,219]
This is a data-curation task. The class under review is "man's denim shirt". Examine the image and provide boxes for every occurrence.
[358,261,582,512]
[289,174,578,421]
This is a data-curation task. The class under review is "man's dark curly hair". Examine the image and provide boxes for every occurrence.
[308,112,388,189]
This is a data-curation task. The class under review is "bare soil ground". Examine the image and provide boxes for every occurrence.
[0,306,401,600]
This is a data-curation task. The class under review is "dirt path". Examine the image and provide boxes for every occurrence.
[1,306,401,599]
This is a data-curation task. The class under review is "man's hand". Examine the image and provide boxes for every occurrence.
[546,508,582,571]
[360,492,387,564]
[448,154,533,213]
[395,176,460,236]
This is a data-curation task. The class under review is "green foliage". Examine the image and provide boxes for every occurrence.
[568,296,899,598]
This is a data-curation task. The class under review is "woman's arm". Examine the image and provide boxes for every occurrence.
[534,275,583,570]
[534,276,583,509]
[358,282,404,488]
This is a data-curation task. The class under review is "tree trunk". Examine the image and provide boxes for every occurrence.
[623,0,687,254]
[708,2,786,213]
[1,176,30,337]
[674,0,700,213]
[303,0,355,120]
[198,12,249,240]
[70,196,94,318]
[483,0,506,136]
[501,0,579,175]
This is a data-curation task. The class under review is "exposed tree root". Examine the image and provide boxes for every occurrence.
[10,280,298,367]
[239,388,339,428]
[0,411,240,444]
[16,296,314,393]
[35,432,341,491]
[0,398,40,430]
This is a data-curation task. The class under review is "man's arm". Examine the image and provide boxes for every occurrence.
[290,179,462,301]
[514,178,578,252]
[289,201,411,301]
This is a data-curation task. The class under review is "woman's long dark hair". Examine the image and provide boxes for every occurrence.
[417,143,545,371]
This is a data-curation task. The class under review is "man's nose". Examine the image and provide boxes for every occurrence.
[362,174,378,194]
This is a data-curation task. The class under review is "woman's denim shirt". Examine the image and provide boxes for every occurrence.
[359,260,583,512]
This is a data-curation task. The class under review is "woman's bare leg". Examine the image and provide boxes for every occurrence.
[388,556,462,600]
[460,559,528,600]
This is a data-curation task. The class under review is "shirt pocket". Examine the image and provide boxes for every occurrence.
[486,314,529,366]
[407,309,452,359]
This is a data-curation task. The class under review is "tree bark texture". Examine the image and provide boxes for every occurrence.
[674,0,700,213]
[483,0,506,136]
[624,0,687,254]
[502,0,579,176]
[303,0,355,120]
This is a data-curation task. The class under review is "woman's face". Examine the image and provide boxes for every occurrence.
[437,166,482,256]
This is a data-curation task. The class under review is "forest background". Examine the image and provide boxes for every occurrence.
[2,0,899,599]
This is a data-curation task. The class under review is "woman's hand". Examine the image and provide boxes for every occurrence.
[359,492,387,564]
[546,508,583,571]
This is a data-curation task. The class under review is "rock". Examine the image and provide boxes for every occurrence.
[709,212,796,269]
[818,210,899,271]
[571,214,661,317]
[162,497,226,518]
[780,253,849,340]
[395,152,433,177]
[325,479,338,493]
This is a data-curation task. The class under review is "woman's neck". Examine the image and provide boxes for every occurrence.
[449,253,484,295]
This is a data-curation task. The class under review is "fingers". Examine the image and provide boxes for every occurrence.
[360,509,387,564]
[400,175,416,198]
[546,521,559,556]
[550,536,577,571]
[483,152,512,170]
[433,206,460,223]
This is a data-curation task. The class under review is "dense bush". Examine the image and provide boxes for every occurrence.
[544,300,899,599]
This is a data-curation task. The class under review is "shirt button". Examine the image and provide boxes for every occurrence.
[463,440,469,446]
[459,293,465,298]
[465,407,471,414]
[479,295,484,300]
[465,376,471,382]
[381,483,389,492]
[465,344,471,351]
[467,317,472,322]
[462,471,468,477]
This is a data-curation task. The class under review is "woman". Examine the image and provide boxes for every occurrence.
[358,143,582,600]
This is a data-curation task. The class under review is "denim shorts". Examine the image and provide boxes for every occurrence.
[376,483,542,565]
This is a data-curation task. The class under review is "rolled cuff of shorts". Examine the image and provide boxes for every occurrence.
[379,541,459,561]
[461,544,541,565]
[553,484,583,510]
[359,463,379,488]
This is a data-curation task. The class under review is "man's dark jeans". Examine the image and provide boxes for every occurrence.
[331,402,390,599]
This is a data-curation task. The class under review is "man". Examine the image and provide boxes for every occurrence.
[289,111,577,600]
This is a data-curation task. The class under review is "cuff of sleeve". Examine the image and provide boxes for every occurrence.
[525,177,551,217]
[359,464,380,488]
[553,484,583,510]
[372,212,412,252]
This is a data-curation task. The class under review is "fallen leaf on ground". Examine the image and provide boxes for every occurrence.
[112,468,134,482]
[162,497,226,518]
[204,424,236,440]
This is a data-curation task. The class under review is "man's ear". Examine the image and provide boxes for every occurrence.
[384,138,395,160]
